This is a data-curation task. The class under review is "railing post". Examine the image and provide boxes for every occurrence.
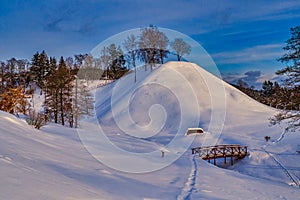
[231,147,234,165]
[213,148,216,165]
[223,148,226,164]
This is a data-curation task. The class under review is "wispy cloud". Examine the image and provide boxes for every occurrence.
[189,1,300,36]
[213,44,284,64]
[212,0,300,25]
[45,18,64,32]
[241,1,300,22]
[0,0,299,65]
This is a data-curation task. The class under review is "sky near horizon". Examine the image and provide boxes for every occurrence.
[1,0,300,88]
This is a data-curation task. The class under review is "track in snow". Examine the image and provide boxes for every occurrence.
[273,128,288,144]
[177,155,198,200]
[261,127,300,187]
[261,147,300,187]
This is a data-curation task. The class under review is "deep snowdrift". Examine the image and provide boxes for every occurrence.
[0,62,299,199]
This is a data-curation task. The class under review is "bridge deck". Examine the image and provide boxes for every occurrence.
[192,144,248,165]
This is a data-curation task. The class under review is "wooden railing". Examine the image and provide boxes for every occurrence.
[192,144,248,165]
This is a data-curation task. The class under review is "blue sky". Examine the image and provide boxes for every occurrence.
[1,0,300,88]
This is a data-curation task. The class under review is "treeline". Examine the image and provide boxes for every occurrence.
[233,25,300,131]
[0,47,131,128]
[232,80,300,111]
[0,52,93,128]
[0,26,192,128]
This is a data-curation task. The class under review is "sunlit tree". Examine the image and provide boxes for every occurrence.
[271,26,300,131]
[170,38,191,61]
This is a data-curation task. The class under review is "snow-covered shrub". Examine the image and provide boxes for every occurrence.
[26,110,46,130]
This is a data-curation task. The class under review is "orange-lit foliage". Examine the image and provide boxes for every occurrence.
[0,86,28,114]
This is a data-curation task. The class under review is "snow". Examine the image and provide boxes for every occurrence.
[0,61,299,199]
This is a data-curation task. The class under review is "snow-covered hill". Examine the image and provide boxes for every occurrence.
[0,62,299,199]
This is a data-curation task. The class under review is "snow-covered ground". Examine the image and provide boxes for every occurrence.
[0,62,299,199]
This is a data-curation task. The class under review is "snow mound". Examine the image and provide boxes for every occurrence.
[95,61,278,147]
[93,61,300,188]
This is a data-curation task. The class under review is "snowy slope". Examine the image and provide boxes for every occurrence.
[0,61,299,199]
[92,61,300,189]
[0,111,195,199]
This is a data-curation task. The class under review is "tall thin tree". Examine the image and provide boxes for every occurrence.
[123,34,138,82]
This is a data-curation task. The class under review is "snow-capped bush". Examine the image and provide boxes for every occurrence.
[26,110,46,130]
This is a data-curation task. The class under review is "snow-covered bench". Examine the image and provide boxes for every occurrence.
[185,127,204,136]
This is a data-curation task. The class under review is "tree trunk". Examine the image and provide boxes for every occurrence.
[132,51,136,83]
[160,50,164,64]
[60,89,64,126]
[54,91,58,123]
[69,112,73,128]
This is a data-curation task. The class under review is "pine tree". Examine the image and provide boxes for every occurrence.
[277,26,300,87]
[44,68,59,123]
[44,57,74,126]
[49,57,57,74]
[30,51,50,90]
[57,57,74,126]
[262,81,274,96]
[44,57,58,121]
[271,26,300,131]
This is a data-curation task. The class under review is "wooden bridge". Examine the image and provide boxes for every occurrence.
[192,144,248,165]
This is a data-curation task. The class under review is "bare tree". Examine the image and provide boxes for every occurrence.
[123,34,138,82]
[157,31,169,64]
[138,26,169,70]
[65,57,74,69]
[74,54,88,69]
[76,79,94,116]
[100,46,110,81]
[76,54,103,81]
[170,38,191,61]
